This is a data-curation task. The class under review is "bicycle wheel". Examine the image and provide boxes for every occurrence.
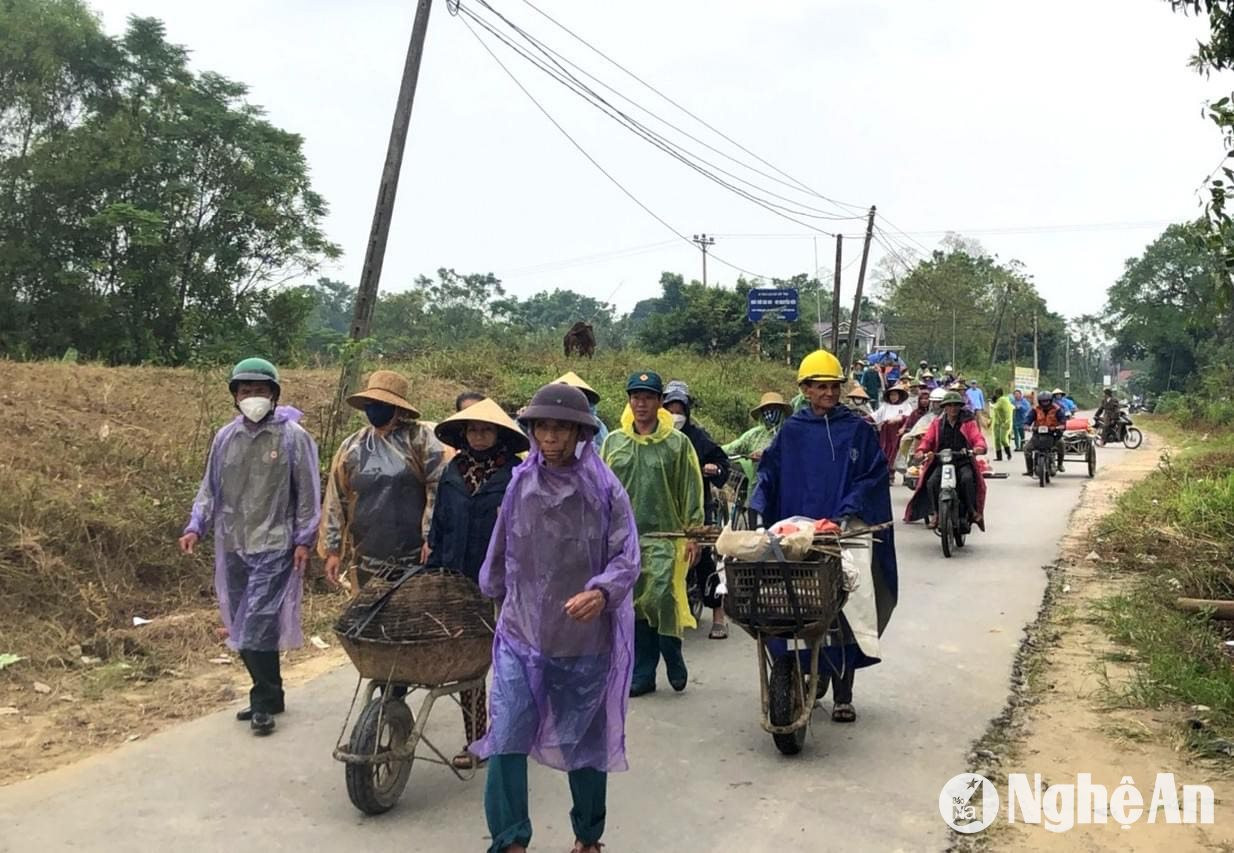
[1123,428,1143,450]
[345,696,414,815]
[768,654,807,755]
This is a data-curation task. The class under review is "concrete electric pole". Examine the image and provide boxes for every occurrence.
[693,233,715,287]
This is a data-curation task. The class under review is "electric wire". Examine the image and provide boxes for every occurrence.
[474,0,865,223]
[457,3,844,237]
[457,12,774,281]
[516,0,872,219]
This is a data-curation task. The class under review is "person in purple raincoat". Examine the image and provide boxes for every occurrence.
[178,358,320,737]
[471,384,641,853]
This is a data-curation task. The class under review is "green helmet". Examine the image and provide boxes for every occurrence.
[941,390,965,406]
[229,357,280,396]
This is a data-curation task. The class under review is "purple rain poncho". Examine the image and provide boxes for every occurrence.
[183,406,321,652]
[470,438,641,773]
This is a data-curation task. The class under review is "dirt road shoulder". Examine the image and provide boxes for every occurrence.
[959,434,1234,851]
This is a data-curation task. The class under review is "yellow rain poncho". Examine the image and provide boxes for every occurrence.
[602,407,704,638]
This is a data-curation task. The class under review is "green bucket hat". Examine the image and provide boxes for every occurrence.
[941,390,965,406]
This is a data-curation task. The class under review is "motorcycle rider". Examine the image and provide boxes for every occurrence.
[905,391,987,531]
[1023,391,1068,475]
[1096,388,1122,443]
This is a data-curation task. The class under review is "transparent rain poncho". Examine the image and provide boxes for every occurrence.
[471,436,641,772]
[601,407,704,638]
[184,406,321,651]
[320,420,447,564]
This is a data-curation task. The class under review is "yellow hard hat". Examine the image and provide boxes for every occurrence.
[796,349,844,384]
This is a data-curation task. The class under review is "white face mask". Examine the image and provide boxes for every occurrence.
[670,413,687,430]
[238,396,273,423]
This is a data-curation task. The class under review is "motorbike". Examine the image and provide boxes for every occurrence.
[1032,427,1060,487]
[1095,411,1143,450]
[934,447,973,558]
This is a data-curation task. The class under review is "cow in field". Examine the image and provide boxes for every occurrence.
[563,322,596,358]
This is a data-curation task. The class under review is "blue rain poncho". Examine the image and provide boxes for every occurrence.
[184,406,321,651]
[601,408,704,639]
[471,437,641,772]
[751,403,898,670]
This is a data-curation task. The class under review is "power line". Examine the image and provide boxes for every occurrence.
[473,0,864,224]
[502,239,679,276]
[515,0,871,219]
[457,3,844,237]
[458,12,774,282]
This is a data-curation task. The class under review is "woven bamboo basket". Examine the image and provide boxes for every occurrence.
[334,568,494,687]
[723,554,847,636]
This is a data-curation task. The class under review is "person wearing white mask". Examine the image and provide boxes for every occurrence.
[179,358,321,737]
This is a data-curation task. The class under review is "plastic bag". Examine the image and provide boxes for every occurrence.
[715,526,772,561]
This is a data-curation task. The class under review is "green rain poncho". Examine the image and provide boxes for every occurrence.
[991,394,1014,445]
[602,407,704,638]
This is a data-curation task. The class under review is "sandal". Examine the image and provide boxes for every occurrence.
[708,622,729,639]
[451,750,485,770]
[832,702,857,723]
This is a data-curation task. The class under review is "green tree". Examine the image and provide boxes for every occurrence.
[1167,0,1234,301]
[1105,221,1228,391]
[0,9,339,363]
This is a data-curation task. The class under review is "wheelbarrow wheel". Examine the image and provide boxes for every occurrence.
[346,696,414,815]
[769,655,807,756]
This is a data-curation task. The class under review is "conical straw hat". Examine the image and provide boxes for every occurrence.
[554,371,600,404]
[434,397,530,453]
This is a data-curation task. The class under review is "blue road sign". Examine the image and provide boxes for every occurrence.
[746,288,799,322]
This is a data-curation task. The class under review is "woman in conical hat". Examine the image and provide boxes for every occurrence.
[554,370,609,449]
[426,396,529,771]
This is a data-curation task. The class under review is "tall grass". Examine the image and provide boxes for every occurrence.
[1096,423,1234,749]
[0,347,795,667]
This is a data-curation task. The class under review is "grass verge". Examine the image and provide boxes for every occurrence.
[1093,415,1234,754]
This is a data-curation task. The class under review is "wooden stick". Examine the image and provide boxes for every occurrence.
[1175,598,1234,620]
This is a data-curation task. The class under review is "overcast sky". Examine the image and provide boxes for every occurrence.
[89,0,1220,321]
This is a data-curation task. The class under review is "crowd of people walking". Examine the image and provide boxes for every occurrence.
[180,348,1097,852]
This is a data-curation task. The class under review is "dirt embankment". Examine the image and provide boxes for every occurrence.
[968,436,1234,851]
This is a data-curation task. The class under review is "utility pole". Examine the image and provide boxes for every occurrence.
[951,307,957,368]
[331,0,435,438]
[813,236,823,348]
[692,233,715,287]
[831,234,843,354]
[1064,330,1071,394]
[1032,312,1039,373]
[845,206,876,365]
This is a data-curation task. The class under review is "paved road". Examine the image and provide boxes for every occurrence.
[0,446,1101,853]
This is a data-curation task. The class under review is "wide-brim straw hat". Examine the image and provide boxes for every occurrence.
[518,384,598,434]
[846,383,870,401]
[435,397,530,454]
[883,381,911,403]
[554,371,600,405]
[347,370,420,418]
[749,391,792,419]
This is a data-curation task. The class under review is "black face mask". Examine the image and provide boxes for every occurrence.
[761,408,784,428]
[365,402,397,428]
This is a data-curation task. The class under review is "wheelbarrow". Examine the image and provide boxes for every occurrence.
[331,567,494,815]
